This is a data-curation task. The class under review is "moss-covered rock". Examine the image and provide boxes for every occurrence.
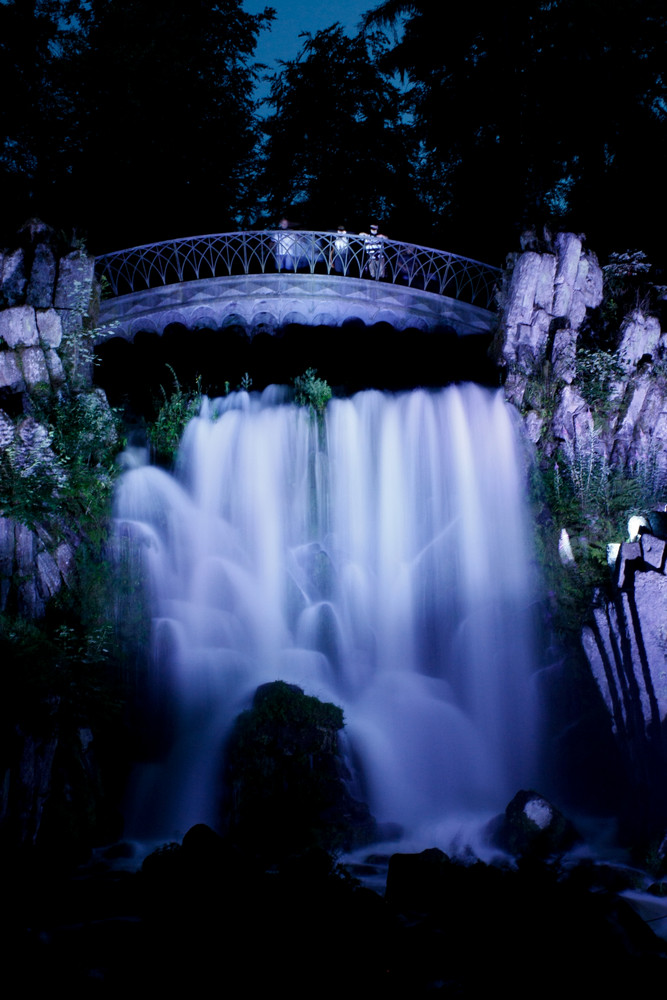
[223,680,376,860]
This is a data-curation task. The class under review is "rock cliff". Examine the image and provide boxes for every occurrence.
[496,232,667,834]
[0,225,116,617]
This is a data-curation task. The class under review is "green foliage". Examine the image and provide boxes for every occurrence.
[532,423,661,640]
[600,250,654,330]
[147,366,201,465]
[575,348,624,413]
[224,681,363,858]
[0,387,122,537]
[231,681,345,752]
[0,611,123,741]
[364,1,667,258]
[293,368,332,414]
[1,0,275,241]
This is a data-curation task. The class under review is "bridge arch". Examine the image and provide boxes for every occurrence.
[95,232,501,342]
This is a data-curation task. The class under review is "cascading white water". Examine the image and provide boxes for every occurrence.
[115,384,539,842]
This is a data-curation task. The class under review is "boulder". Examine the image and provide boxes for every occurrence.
[224,680,377,859]
[488,789,580,857]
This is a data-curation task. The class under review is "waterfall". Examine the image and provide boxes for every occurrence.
[115,384,539,843]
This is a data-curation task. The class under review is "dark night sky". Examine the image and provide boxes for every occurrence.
[244,0,374,101]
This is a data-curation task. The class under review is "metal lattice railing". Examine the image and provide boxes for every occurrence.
[96,231,501,311]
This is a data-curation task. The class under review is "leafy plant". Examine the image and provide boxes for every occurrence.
[0,387,122,538]
[600,250,653,330]
[575,348,624,412]
[147,366,201,465]
[293,368,332,413]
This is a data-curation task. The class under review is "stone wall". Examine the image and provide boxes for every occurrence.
[0,227,102,617]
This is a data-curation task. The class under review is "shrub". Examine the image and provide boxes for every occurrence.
[293,368,332,413]
[148,366,201,465]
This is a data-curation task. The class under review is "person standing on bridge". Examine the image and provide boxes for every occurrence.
[360,222,386,279]
[272,216,297,272]
[329,225,350,276]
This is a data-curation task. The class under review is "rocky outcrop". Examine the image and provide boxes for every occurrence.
[496,234,667,477]
[495,232,604,416]
[497,233,667,834]
[581,528,667,829]
[583,532,667,743]
[0,515,76,618]
[0,226,105,615]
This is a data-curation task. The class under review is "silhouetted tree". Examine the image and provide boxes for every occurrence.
[0,0,274,249]
[258,24,415,234]
[0,0,97,240]
[71,0,274,248]
[365,0,667,263]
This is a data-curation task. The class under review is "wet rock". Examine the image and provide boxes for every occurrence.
[616,540,642,588]
[18,576,43,618]
[14,417,56,476]
[15,726,60,847]
[583,561,667,741]
[224,680,377,859]
[577,250,604,307]
[488,789,580,857]
[502,252,543,350]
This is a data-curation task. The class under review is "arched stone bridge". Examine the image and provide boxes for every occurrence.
[95,231,501,341]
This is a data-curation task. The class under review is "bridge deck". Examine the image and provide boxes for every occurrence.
[96,231,500,340]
